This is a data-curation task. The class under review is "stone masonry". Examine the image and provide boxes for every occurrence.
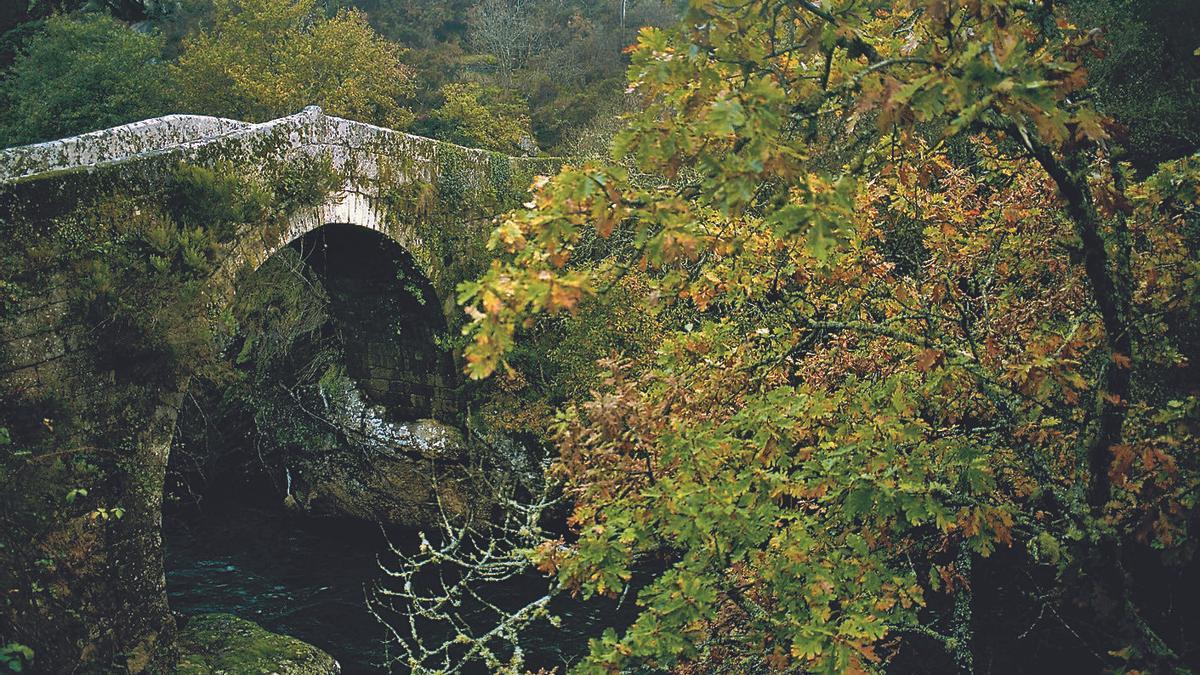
[0,108,556,671]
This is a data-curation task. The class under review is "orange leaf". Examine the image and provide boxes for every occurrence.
[1109,444,1135,486]
[915,348,944,372]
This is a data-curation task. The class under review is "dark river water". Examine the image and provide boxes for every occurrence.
[164,505,629,673]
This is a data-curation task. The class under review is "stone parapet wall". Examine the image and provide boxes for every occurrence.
[2,106,482,189]
[0,114,252,182]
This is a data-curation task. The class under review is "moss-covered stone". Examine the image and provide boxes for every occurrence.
[176,613,339,674]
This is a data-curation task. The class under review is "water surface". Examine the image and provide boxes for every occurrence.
[165,505,632,673]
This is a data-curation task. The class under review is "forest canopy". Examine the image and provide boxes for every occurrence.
[0,12,171,146]
[0,0,678,153]
[171,0,416,128]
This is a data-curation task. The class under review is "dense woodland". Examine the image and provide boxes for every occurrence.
[0,0,679,154]
[2,0,1200,673]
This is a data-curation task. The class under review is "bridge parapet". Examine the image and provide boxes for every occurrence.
[0,114,252,182]
[1,106,559,316]
[0,106,508,188]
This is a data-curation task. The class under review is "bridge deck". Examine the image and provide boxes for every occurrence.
[0,106,502,185]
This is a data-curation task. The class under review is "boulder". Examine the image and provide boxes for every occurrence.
[284,413,483,526]
[176,612,339,674]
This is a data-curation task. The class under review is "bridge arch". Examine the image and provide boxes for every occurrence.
[224,185,445,320]
[0,109,558,671]
[224,184,462,420]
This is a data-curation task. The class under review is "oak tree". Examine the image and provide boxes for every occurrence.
[460,0,1200,671]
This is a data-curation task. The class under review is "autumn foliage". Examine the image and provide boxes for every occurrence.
[460,1,1200,671]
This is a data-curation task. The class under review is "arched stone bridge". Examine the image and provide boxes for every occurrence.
[1,105,552,313]
[0,108,556,671]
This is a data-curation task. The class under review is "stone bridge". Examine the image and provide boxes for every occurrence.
[0,108,556,671]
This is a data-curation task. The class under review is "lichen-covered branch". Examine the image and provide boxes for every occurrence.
[366,450,561,673]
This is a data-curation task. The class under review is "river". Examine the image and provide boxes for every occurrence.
[164,504,631,673]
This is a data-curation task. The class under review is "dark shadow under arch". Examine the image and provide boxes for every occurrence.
[288,223,458,421]
[160,222,467,667]
[168,220,462,508]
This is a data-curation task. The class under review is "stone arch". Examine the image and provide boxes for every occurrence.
[225,186,437,295]
[157,197,464,665]
[210,183,461,424]
[0,109,562,672]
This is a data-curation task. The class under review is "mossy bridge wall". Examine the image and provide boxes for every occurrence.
[0,107,555,672]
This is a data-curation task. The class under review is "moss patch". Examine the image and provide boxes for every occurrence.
[176,613,339,674]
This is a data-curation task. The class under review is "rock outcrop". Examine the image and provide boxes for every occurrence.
[282,383,483,525]
[176,613,339,674]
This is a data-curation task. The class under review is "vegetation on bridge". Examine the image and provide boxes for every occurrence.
[0,143,521,670]
[0,157,338,668]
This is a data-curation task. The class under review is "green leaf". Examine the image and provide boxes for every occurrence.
[807,217,837,262]
[706,99,746,134]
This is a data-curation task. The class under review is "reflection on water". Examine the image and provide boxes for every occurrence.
[164,505,634,673]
